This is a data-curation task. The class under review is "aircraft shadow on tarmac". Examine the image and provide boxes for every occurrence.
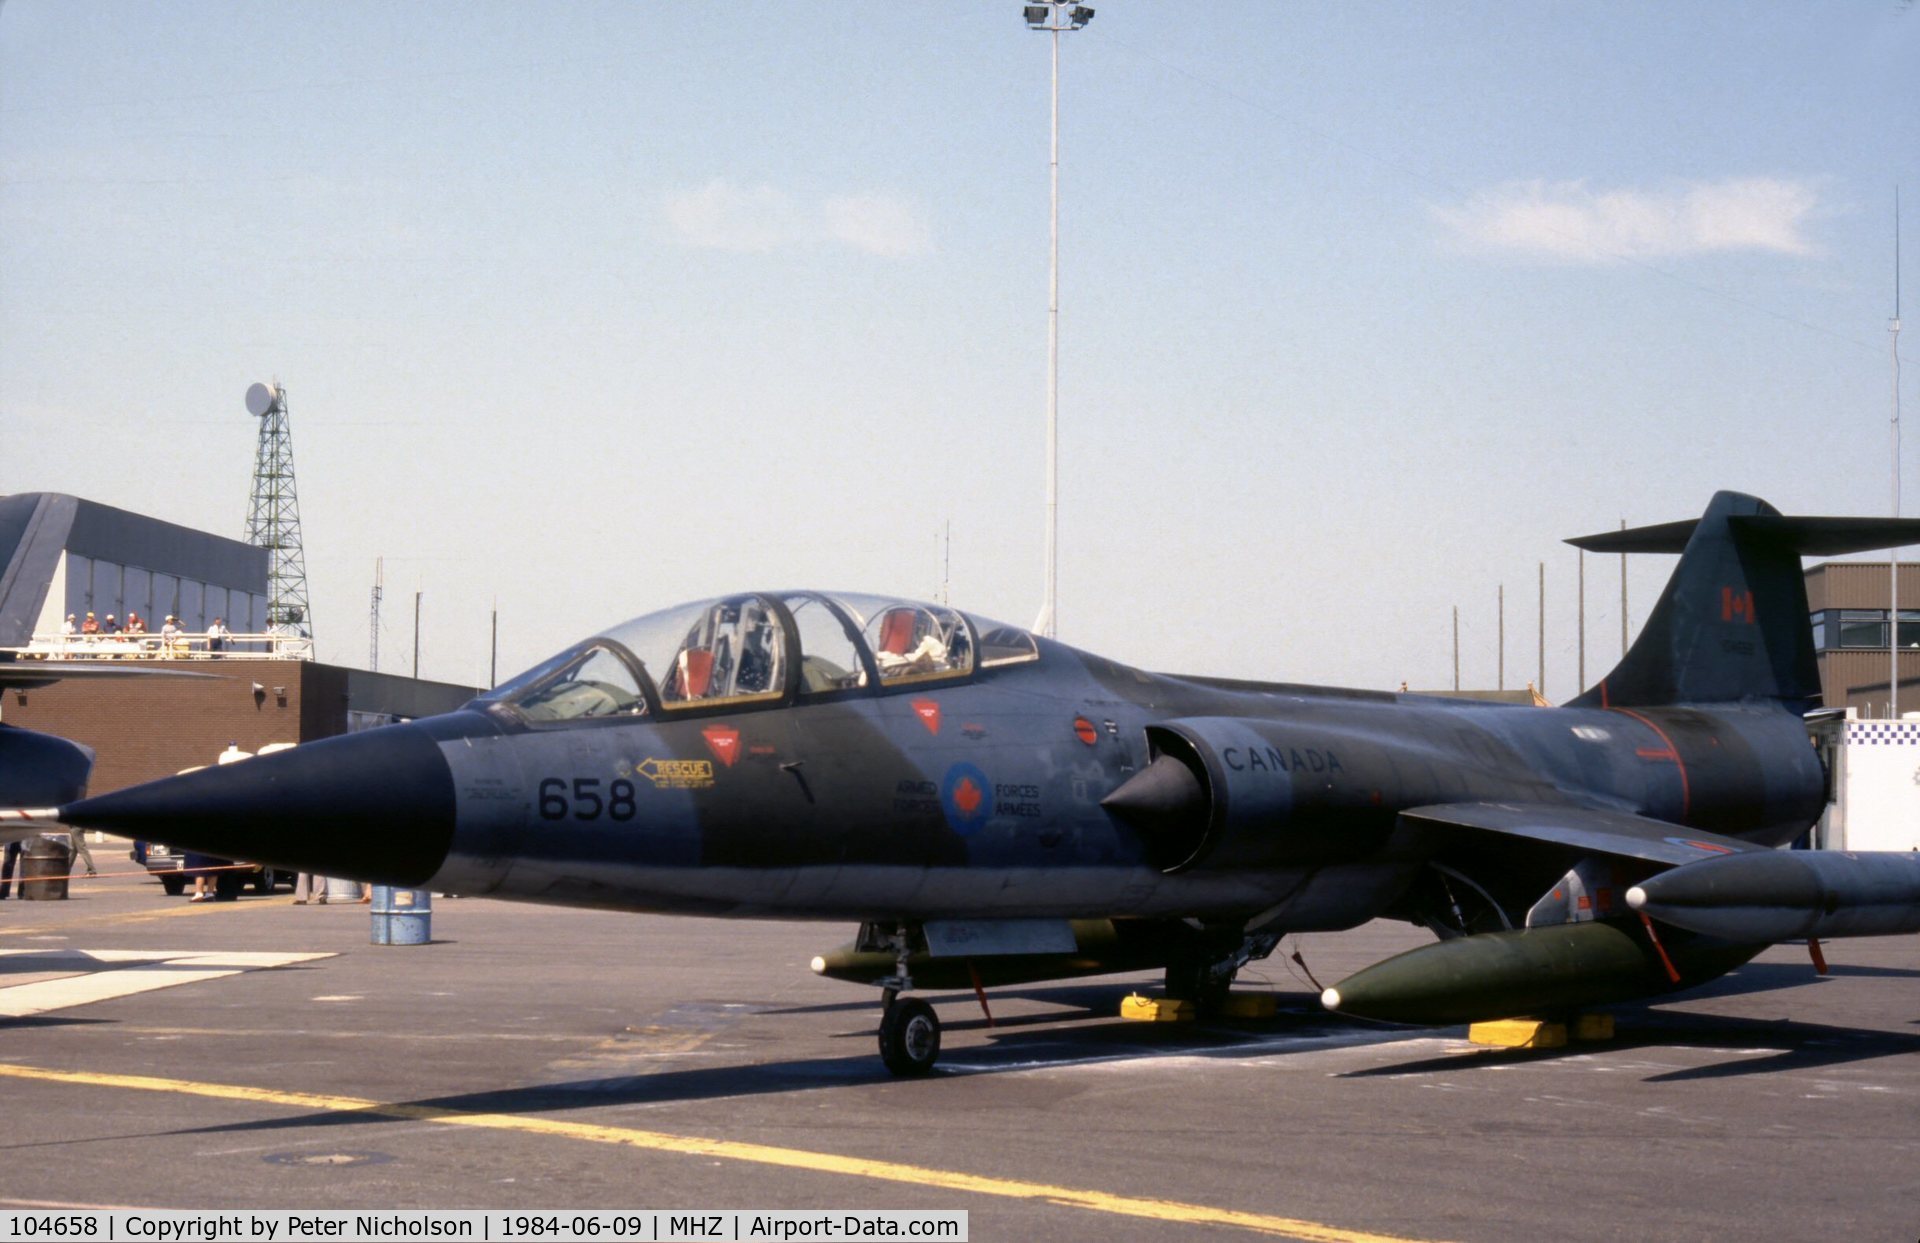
[142,969,1920,1144]
[170,993,1436,1140]
[0,1014,110,1031]
[1334,1008,1920,1083]
[163,1011,1920,1150]
[769,981,1138,1021]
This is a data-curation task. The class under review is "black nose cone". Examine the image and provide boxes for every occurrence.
[61,723,456,886]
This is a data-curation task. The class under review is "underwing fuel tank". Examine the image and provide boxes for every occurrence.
[1627,849,1920,942]
[1319,920,1763,1025]
[810,920,1175,989]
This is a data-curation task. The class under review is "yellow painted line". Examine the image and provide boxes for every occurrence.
[0,892,294,935]
[0,1062,1441,1243]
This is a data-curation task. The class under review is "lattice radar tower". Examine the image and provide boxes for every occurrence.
[243,381,313,640]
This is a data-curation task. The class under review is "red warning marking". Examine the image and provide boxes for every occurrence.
[701,726,741,768]
[1720,587,1756,624]
[967,959,995,1028]
[911,700,941,735]
[1639,913,1683,984]
[1610,706,1692,819]
[1073,716,1099,746]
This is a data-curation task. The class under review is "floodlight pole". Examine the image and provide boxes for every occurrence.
[1892,188,1903,720]
[1026,2,1092,638]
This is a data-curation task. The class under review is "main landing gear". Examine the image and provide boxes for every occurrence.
[875,924,940,1077]
[1163,926,1282,1013]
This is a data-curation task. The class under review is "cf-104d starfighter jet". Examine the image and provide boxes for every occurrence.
[36,491,1920,1074]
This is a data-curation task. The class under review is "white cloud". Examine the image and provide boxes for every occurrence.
[663,181,931,257]
[660,180,807,253]
[821,193,932,258]
[1435,177,1821,263]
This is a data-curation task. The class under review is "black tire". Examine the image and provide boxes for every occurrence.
[159,874,186,897]
[878,997,940,1077]
[214,871,244,901]
[251,870,274,895]
[1165,957,1234,1013]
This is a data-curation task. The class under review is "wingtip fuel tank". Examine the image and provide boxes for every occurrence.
[1627,849,1920,942]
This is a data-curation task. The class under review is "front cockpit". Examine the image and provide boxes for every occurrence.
[481,592,1040,725]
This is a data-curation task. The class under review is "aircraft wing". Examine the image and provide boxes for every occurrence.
[0,661,216,691]
[1398,801,1763,867]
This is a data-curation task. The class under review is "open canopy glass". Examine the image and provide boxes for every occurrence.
[483,592,1038,725]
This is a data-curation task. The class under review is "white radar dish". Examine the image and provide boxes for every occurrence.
[245,382,278,417]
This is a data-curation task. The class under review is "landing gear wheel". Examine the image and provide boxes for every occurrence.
[1165,958,1233,1014]
[878,997,941,1077]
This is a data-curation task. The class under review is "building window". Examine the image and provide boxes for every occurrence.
[1898,610,1920,650]
[1839,609,1888,649]
[1810,610,1828,652]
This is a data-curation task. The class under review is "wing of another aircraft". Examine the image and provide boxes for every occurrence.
[0,661,216,691]
[1399,802,1762,868]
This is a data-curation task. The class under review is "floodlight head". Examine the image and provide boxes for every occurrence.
[1070,5,1093,26]
[1023,5,1050,26]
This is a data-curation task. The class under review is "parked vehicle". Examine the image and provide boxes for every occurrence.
[128,742,299,897]
[130,839,293,897]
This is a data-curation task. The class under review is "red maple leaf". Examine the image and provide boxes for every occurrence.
[952,776,983,817]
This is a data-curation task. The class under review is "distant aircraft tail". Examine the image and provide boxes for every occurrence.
[1568,491,1920,711]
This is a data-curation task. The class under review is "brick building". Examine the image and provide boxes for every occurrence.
[3,661,478,795]
[1806,560,1920,716]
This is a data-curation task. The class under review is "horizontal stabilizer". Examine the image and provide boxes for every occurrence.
[1566,519,1701,554]
[1400,801,1760,868]
[1569,514,1920,556]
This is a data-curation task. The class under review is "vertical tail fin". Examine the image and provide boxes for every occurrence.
[1568,492,1920,711]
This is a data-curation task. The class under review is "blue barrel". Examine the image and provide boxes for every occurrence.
[369,885,432,945]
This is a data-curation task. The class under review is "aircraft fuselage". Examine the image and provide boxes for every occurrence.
[414,643,1825,929]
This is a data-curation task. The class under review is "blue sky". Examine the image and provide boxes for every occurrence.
[3,2,1916,694]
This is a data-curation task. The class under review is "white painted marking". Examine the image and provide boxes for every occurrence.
[939,1027,1459,1078]
[0,949,333,1018]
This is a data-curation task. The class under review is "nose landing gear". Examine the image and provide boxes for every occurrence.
[878,994,940,1076]
[874,923,941,1076]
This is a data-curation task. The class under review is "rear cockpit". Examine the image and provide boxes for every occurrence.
[483,592,1039,725]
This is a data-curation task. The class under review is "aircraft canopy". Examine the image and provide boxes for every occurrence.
[484,591,1038,724]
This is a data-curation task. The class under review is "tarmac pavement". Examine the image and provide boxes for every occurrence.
[1,844,1917,1242]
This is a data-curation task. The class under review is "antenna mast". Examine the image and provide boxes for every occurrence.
[243,381,313,657]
